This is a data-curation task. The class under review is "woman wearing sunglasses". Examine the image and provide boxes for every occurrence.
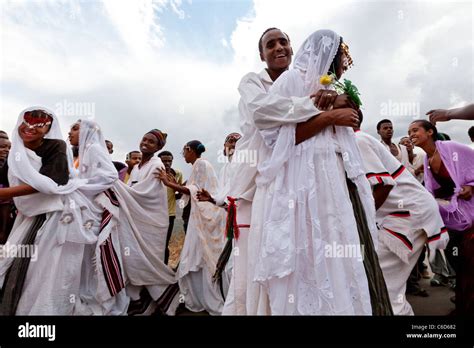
[0,107,100,315]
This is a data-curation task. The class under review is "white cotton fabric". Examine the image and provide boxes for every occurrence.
[73,120,129,315]
[76,120,118,196]
[411,147,425,183]
[222,200,256,315]
[112,156,179,314]
[222,68,320,315]
[8,106,86,196]
[177,158,227,315]
[0,108,115,315]
[214,159,235,207]
[355,131,448,263]
[381,142,410,169]
[214,159,236,290]
[227,70,319,203]
[254,29,375,315]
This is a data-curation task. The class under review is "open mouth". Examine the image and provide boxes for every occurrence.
[275,54,287,59]
[21,129,36,137]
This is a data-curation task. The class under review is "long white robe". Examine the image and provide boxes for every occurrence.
[112,156,179,315]
[0,151,99,314]
[382,142,410,169]
[73,120,129,315]
[0,109,125,315]
[355,131,449,315]
[254,64,377,314]
[223,69,319,315]
[178,158,226,315]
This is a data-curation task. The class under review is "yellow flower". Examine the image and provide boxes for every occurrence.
[320,74,333,86]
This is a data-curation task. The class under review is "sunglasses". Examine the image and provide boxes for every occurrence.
[23,111,53,129]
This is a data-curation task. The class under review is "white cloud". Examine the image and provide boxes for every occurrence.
[102,0,167,56]
[1,0,473,178]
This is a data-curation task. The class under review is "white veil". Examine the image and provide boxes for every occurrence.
[293,29,366,180]
[76,119,118,194]
[293,29,341,96]
[255,29,378,287]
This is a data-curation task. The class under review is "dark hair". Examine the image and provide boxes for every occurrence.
[158,150,173,159]
[128,150,140,156]
[328,37,344,76]
[438,132,451,141]
[410,119,438,141]
[376,119,392,131]
[399,136,409,142]
[469,126,474,139]
[258,27,290,54]
[186,140,206,156]
[105,140,112,145]
[0,130,8,139]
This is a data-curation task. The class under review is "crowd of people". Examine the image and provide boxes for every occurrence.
[0,28,473,316]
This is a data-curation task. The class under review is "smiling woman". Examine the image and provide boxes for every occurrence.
[110,128,181,315]
[409,119,474,314]
[0,107,99,315]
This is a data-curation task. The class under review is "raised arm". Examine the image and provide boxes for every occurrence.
[156,169,190,195]
[427,103,474,124]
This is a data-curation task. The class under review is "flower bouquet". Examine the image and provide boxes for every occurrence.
[320,74,362,107]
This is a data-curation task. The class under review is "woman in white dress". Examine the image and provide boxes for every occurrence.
[67,120,129,315]
[0,107,105,315]
[254,30,392,315]
[112,129,180,315]
[158,140,227,315]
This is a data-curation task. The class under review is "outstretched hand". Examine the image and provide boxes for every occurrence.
[196,188,212,202]
[426,109,450,125]
[154,169,176,185]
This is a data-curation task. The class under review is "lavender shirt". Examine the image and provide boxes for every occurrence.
[424,140,474,231]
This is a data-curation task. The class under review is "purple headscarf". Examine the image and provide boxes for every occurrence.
[424,140,474,231]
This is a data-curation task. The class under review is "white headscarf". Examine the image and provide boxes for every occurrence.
[293,29,341,95]
[257,29,365,184]
[76,119,118,195]
[8,106,86,194]
[292,29,366,180]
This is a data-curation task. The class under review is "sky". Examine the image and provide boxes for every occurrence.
[1,0,473,177]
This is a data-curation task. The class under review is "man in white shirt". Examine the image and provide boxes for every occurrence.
[222,28,360,315]
[377,119,410,168]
